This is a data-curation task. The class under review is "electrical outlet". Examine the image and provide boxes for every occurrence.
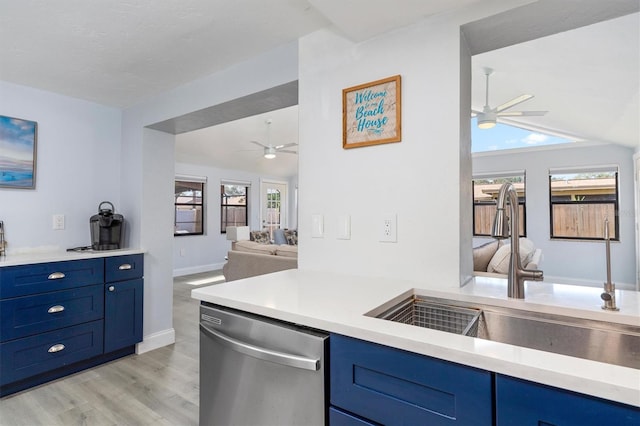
[53,214,65,230]
[379,214,397,242]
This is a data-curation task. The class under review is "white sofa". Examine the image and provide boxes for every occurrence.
[223,227,298,282]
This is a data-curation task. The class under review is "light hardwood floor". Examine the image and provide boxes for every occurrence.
[0,271,223,426]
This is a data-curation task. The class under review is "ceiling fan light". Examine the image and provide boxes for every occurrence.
[264,147,276,159]
[477,112,496,129]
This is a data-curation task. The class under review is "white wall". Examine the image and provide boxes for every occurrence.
[473,143,637,288]
[120,42,300,352]
[0,82,122,252]
[172,161,292,276]
[297,14,483,286]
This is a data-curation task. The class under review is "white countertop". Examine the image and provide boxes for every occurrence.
[0,248,145,267]
[192,269,640,407]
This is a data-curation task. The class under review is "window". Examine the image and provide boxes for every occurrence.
[221,184,248,233]
[175,178,205,236]
[473,172,526,237]
[549,167,619,241]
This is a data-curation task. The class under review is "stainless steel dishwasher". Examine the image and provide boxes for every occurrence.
[199,303,329,426]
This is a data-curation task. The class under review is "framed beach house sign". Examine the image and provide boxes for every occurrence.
[0,115,38,189]
[342,75,401,149]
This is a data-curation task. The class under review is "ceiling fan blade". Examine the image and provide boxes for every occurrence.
[497,110,548,117]
[495,94,533,112]
[249,140,268,148]
[278,150,298,154]
[274,142,298,149]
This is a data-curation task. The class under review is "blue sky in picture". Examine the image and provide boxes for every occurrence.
[471,118,574,153]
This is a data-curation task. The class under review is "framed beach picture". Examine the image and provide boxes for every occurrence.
[342,75,401,149]
[0,115,37,189]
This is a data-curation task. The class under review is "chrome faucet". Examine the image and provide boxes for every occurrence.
[491,183,543,298]
[601,218,619,311]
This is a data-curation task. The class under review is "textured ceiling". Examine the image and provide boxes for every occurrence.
[0,0,478,108]
[0,0,329,107]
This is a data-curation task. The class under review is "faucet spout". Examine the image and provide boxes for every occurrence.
[491,183,544,299]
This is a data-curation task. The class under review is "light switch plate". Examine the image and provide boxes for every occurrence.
[53,214,65,230]
[311,214,324,238]
[337,215,351,240]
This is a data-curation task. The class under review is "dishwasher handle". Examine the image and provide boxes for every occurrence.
[200,323,320,371]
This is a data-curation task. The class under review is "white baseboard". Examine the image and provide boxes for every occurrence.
[173,262,226,277]
[135,328,176,354]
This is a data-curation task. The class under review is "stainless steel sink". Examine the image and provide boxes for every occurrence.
[370,295,640,369]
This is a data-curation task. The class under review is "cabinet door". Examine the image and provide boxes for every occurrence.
[496,375,640,426]
[104,279,143,353]
[331,334,493,426]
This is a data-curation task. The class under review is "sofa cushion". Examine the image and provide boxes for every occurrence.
[273,228,287,245]
[473,240,500,272]
[234,240,276,255]
[284,229,298,245]
[275,244,298,258]
[250,230,271,244]
[487,238,536,274]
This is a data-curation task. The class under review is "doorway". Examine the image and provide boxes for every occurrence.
[261,180,288,240]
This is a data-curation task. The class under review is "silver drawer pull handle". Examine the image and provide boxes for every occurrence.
[48,344,65,353]
[48,272,66,280]
[108,285,115,292]
[118,264,132,270]
[47,305,65,314]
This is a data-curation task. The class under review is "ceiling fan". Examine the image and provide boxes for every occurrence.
[474,68,547,129]
[248,119,298,159]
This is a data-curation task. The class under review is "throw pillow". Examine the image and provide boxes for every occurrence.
[473,240,500,272]
[273,228,287,245]
[250,230,271,244]
[487,238,536,274]
[283,229,297,245]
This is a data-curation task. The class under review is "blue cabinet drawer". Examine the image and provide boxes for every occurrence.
[0,258,104,298]
[331,334,493,426]
[0,320,104,386]
[496,375,640,426]
[0,285,104,342]
[105,254,143,283]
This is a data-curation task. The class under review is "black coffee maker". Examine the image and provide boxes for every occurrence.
[90,201,124,250]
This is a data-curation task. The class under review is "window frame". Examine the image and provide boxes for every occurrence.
[548,168,619,241]
[472,173,527,238]
[174,179,205,237]
[220,183,249,234]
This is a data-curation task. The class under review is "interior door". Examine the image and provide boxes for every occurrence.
[261,180,288,240]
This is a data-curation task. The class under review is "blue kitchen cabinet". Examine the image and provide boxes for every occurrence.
[330,334,493,426]
[496,375,640,426]
[104,255,143,353]
[0,254,144,397]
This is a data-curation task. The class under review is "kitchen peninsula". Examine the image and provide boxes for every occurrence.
[193,269,640,424]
